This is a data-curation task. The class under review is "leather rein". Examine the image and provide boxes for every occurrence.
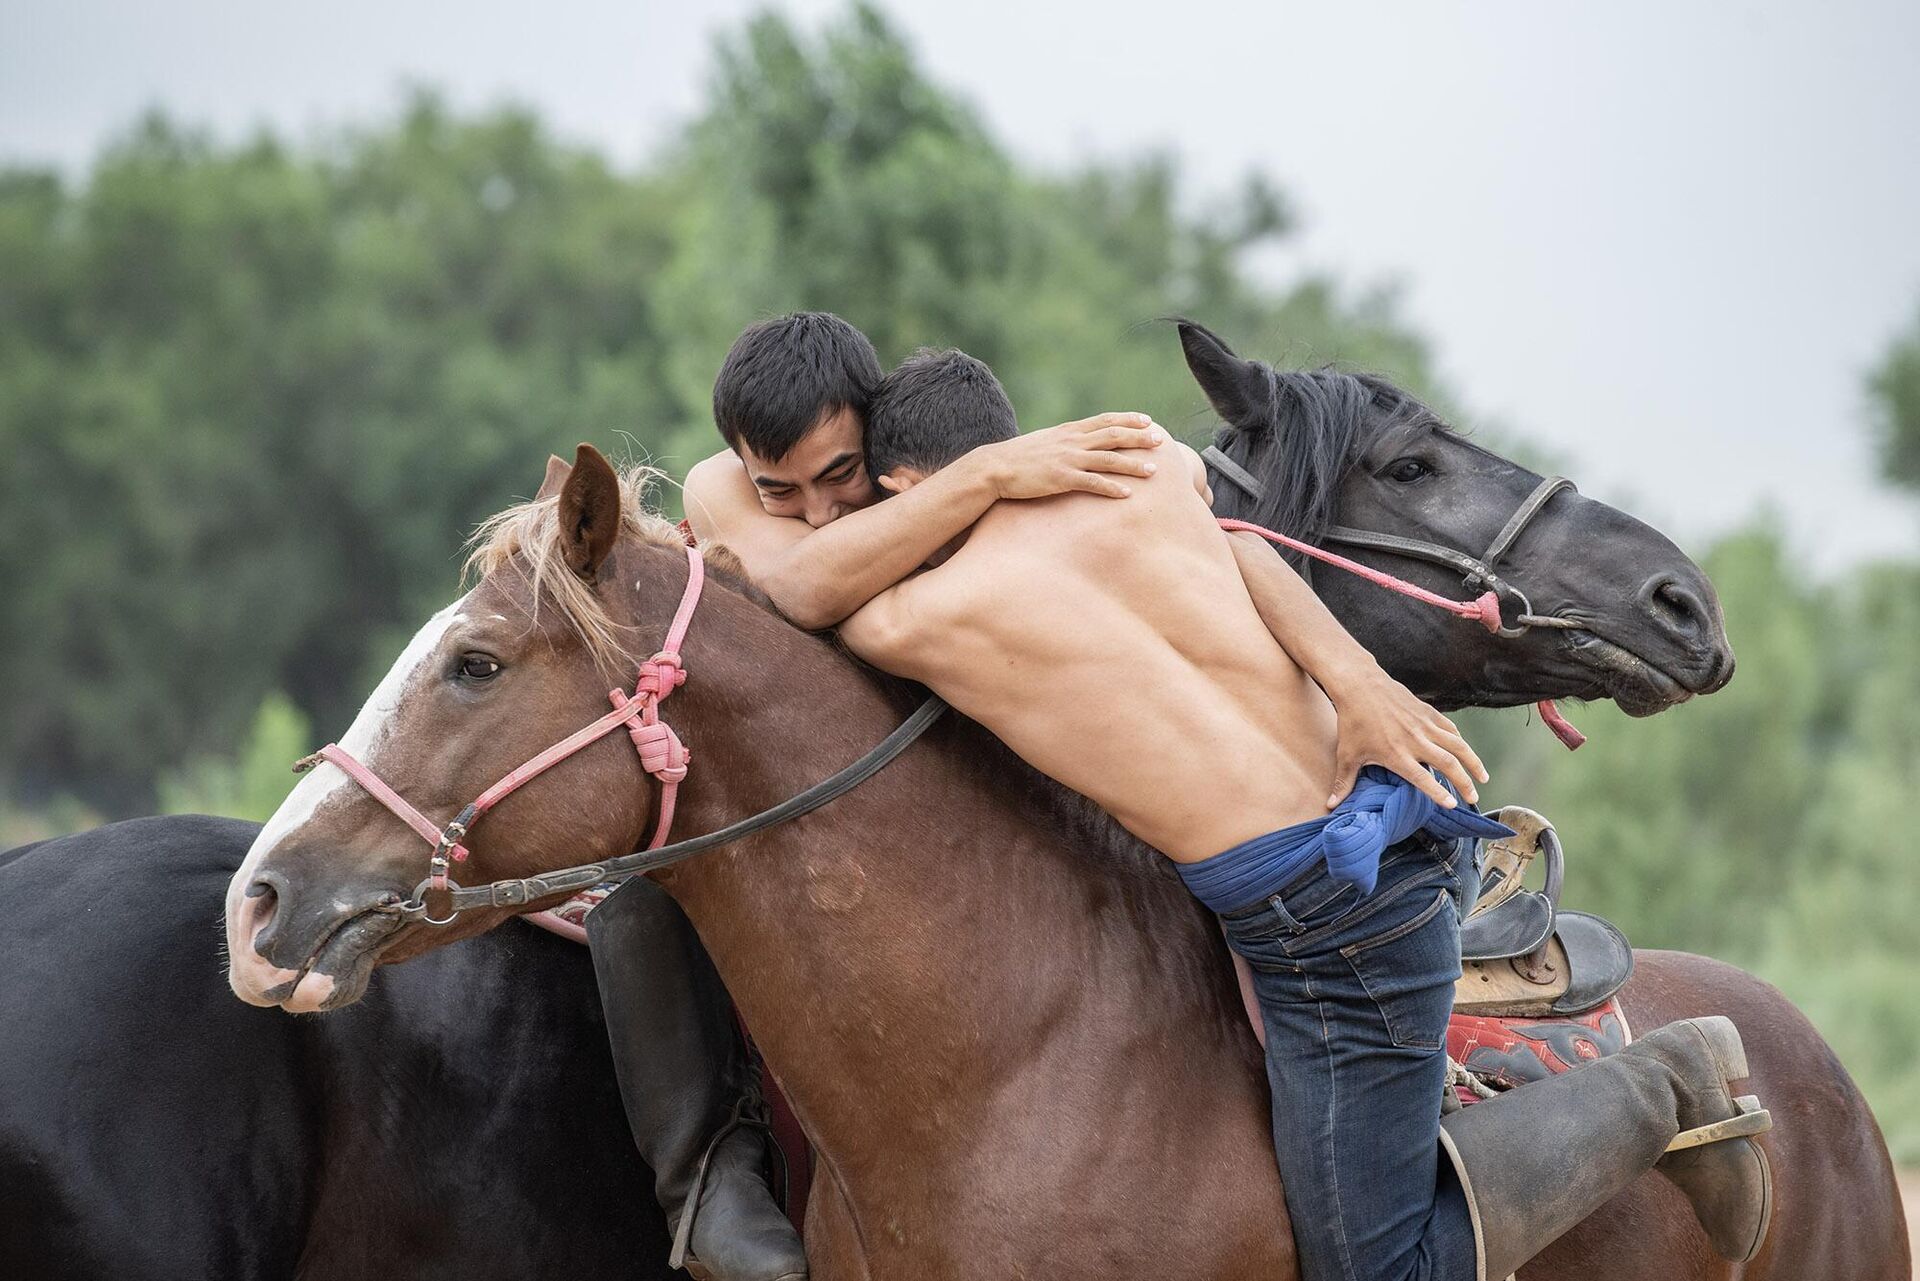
[292,541,948,927]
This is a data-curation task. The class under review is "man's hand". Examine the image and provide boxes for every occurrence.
[1326,673,1489,811]
[979,412,1166,500]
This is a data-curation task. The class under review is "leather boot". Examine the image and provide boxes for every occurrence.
[1439,1015,1773,1280]
[587,877,809,1281]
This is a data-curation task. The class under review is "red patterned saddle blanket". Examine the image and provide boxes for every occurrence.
[1447,998,1631,1106]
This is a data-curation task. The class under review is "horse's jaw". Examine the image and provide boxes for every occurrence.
[1563,629,1697,717]
[227,892,404,1013]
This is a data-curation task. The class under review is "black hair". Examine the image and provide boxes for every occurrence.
[712,312,884,461]
[864,348,1018,482]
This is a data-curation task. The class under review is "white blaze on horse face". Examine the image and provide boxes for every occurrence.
[224,595,469,1001]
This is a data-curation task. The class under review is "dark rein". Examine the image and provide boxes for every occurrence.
[385,695,949,922]
[344,448,1581,927]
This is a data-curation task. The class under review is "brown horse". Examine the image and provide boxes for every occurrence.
[225,452,1907,1279]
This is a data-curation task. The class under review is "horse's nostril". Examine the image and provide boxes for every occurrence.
[245,876,282,945]
[1641,574,1707,637]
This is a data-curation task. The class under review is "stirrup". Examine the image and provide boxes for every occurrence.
[1665,1095,1771,1153]
[667,1091,789,1271]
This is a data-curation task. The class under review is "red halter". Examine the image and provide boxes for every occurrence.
[294,543,706,922]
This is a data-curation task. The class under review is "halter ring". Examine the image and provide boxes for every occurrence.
[413,876,461,927]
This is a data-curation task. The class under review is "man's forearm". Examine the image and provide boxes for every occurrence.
[762,454,1002,629]
[1227,530,1384,698]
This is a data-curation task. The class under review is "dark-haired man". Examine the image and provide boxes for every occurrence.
[685,311,1170,630]
[584,312,1171,1281]
[823,348,1771,1281]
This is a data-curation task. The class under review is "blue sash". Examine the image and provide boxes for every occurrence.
[1177,766,1514,913]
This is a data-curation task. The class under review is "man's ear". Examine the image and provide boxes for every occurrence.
[875,465,929,496]
[557,444,622,578]
[535,454,573,501]
[1177,319,1272,430]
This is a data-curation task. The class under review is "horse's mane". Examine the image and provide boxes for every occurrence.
[463,464,785,681]
[1207,363,1445,547]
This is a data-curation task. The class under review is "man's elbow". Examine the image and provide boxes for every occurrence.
[764,573,846,632]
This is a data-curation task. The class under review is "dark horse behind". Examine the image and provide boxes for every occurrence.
[0,816,671,1281]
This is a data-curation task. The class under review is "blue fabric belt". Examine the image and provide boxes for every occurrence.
[1177,766,1515,913]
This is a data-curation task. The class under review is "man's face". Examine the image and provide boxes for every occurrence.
[737,406,878,528]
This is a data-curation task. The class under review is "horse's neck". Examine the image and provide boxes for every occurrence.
[652,579,1245,1178]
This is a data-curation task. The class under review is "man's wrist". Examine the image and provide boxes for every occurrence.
[1318,653,1389,701]
[959,443,1010,500]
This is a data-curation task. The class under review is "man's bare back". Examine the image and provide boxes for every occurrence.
[840,445,1337,862]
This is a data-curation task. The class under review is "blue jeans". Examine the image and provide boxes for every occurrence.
[1218,833,1481,1281]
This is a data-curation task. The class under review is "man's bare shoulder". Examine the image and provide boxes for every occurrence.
[682,449,782,552]
[684,449,752,507]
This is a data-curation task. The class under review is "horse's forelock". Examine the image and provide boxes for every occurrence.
[462,463,685,679]
[1212,367,1440,548]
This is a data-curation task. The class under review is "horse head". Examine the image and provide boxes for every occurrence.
[224,448,689,1011]
[1179,321,1734,715]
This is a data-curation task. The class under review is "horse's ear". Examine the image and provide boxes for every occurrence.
[557,444,622,579]
[1178,320,1271,430]
[535,454,573,501]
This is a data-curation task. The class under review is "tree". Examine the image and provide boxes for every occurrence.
[1869,304,1920,492]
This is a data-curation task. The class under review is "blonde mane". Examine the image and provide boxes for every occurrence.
[463,463,688,677]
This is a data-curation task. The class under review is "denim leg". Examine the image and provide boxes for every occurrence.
[1221,839,1480,1281]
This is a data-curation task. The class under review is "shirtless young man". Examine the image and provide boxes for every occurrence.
[587,312,1188,1281]
[805,349,1771,1281]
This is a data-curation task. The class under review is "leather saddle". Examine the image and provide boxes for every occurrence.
[1453,808,1633,1018]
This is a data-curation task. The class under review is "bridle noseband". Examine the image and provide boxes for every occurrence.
[1203,446,1579,641]
[1203,445,1588,748]
[288,541,949,927]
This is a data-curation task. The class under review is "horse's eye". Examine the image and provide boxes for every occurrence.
[1385,457,1432,483]
[457,654,501,682]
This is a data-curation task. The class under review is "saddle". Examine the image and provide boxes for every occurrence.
[1448,807,1636,1100]
[1455,807,1634,1017]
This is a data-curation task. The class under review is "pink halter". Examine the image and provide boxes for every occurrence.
[294,543,706,921]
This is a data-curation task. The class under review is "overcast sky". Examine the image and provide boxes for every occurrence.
[6,0,1917,569]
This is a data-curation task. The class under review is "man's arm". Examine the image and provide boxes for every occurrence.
[684,413,1166,630]
[1169,441,1487,807]
[1226,530,1487,808]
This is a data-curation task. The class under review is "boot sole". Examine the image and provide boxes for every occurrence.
[1740,1139,1776,1263]
[685,1265,807,1281]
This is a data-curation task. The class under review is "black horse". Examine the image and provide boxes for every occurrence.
[0,815,670,1281]
[1176,320,1732,716]
[1,329,1784,1279]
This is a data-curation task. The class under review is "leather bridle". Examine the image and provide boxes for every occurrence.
[1202,446,1582,640]
[287,540,948,927]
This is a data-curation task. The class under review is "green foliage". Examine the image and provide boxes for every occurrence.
[0,5,1433,813]
[1870,303,1920,491]
[156,692,311,822]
